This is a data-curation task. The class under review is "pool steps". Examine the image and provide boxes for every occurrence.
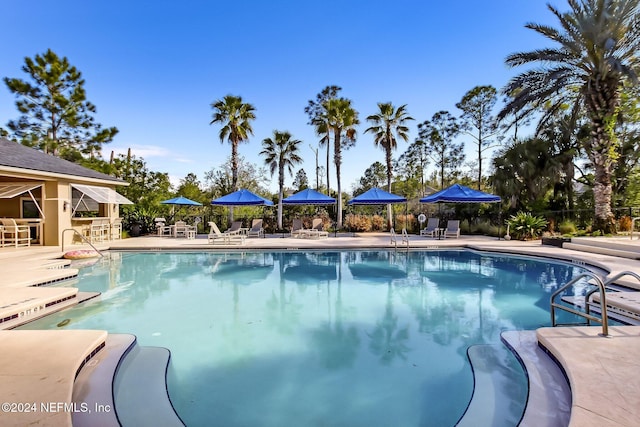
[113,344,185,426]
[457,331,571,427]
[501,331,571,427]
[458,344,528,426]
[73,333,184,426]
[73,334,133,426]
[0,289,99,330]
[563,238,640,262]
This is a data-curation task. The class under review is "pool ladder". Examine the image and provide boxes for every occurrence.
[551,270,640,337]
[61,228,104,257]
[390,228,409,248]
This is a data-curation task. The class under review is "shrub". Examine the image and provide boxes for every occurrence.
[395,214,416,232]
[618,215,632,232]
[506,212,548,240]
[558,220,577,235]
[469,220,500,237]
[371,215,384,231]
[344,214,372,232]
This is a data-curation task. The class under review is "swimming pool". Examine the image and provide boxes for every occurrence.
[20,250,588,426]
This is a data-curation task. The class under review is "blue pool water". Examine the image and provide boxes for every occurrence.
[20,250,588,426]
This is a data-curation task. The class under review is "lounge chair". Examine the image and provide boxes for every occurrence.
[208,222,245,244]
[443,220,460,239]
[225,221,244,235]
[247,219,264,238]
[0,218,31,247]
[308,218,328,239]
[291,218,308,238]
[420,218,440,238]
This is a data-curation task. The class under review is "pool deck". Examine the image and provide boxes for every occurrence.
[0,233,639,426]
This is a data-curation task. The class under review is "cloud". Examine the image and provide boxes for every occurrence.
[104,144,192,163]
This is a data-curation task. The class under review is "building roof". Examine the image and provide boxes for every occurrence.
[0,138,125,184]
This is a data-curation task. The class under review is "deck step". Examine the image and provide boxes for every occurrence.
[114,345,185,426]
[564,242,640,259]
[568,237,640,253]
[501,330,571,427]
[564,240,640,260]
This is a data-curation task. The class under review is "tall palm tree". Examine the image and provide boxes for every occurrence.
[305,86,342,195]
[365,103,413,229]
[260,131,303,229]
[326,98,359,229]
[498,0,640,233]
[210,95,256,221]
[312,114,331,193]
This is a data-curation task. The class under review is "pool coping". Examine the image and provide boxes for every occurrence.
[1,234,640,426]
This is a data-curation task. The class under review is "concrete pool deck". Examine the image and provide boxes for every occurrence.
[0,233,639,426]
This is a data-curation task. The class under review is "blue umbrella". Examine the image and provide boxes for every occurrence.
[347,188,407,205]
[211,189,274,206]
[161,196,203,206]
[420,184,501,203]
[282,188,336,205]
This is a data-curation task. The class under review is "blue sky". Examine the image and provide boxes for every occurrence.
[1,0,557,193]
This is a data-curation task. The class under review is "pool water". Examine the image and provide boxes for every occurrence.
[20,250,588,426]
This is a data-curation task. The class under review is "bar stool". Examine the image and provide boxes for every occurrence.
[90,220,105,243]
[111,218,122,240]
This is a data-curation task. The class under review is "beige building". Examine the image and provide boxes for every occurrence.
[0,138,132,247]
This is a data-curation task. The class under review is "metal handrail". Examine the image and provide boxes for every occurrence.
[550,271,609,336]
[401,228,410,246]
[631,217,640,240]
[61,228,104,257]
[390,228,410,248]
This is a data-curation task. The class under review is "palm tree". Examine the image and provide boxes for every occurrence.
[326,98,359,229]
[498,0,640,233]
[210,95,256,220]
[260,131,303,229]
[312,115,331,193]
[365,103,413,229]
[305,86,342,195]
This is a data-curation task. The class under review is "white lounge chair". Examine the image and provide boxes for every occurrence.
[291,218,308,238]
[208,222,245,244]
[443,220,460,239]
[247,219,264,238]
[420,218,440,238]
[0,218,31,247]
[225,221,244,235]
[308,218,328,239]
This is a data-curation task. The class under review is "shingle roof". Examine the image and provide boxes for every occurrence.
[0,138,125,184]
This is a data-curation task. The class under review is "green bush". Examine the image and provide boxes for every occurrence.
[468,220,500,237]
[506,212,548,240]
[558,220,577,235]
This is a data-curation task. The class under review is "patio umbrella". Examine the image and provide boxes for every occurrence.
[420,184,501,203]
[282,188,336,205]
[347,188,406,205]
[211,189,274,206]
[161,196,203,220]
[420,183,502,238]
[161,196,203,206]
[347,188,407,231]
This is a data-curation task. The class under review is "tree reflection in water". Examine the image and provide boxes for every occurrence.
[19,250,589,427]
